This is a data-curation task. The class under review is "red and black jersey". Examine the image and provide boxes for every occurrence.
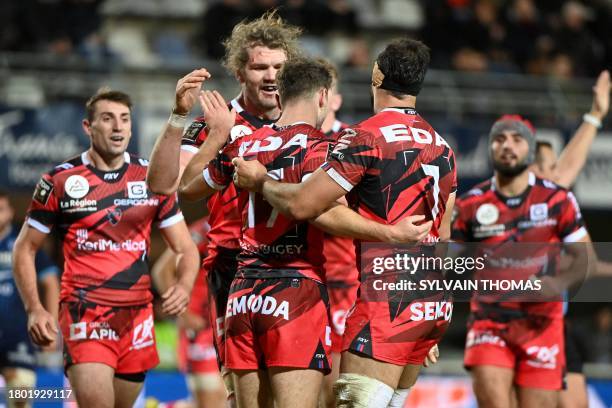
[187,217,210,317]
[204,123,332,282]
[322,107,457,242]
[27,152,183,307]
[180,98,275,255]
[452,173,587,317]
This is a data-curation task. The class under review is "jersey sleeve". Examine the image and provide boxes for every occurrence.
[202,141,239,190]
[557,191,587,242]
[34,250,59,280]
[156,192,184,229]
[449,149,458,193]
[302,139,333,181]
[451,197,472,242]
[26,174,59,234]
[321,128,378,192]
[181,117,208,154]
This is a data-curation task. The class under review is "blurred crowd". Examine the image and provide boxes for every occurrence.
[1,0,611,78]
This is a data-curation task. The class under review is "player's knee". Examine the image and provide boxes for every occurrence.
[188,373,225,392]
[221,369,236,400]
[334,373,394,408]
[4,368,36,389]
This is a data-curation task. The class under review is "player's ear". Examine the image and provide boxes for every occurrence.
[332,93,342,111]
[82,119,91,136]
[319,88,328,108]
[275,93,282,111]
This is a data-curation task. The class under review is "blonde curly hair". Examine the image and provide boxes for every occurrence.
[223,10,302,75]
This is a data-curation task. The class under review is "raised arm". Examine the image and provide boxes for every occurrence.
[179,90,236,201]
[554,70,610,188]
[13,224,58,346]
[147,69,211,195]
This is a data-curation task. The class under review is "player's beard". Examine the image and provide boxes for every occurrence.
[492,159,529,177]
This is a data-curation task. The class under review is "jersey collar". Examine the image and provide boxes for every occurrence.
[381,107,418,115]
[490,172,536,208]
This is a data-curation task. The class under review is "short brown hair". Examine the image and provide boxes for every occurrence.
[223,10,302,75]
[277,58,332,104]
[85,88,132,121]
[315,57,339,88]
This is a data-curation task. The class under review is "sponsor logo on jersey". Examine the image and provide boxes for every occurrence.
[330,128,357,159]
[379,124,449,147]
[226,294,290,321]
[476,203,499,225]
[76,238,146,252]
[526,345,559,369]
[113,198,159,206]
[473,224,505,238]
[33,178,53,205]
[69,322,119,341]
[530,203,548,221]
[127,181,148,199]
[466,329,506,348]
[409,301,453,322]
[230,124,253,142]
[60,198,98,212]
[239,133,307,156]
[64,175,89,199]
[103,172,120,180]
[131,315,154,350]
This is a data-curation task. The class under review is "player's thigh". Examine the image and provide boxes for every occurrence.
[517,386,559,408]
[320,352,341,408]
[470,365,514,408]
[268,367,323,408]
[232,369,272,408]
[340,351,405,389]
[113,374,145,408]
[67,363,115,408]
[398,363,421,389]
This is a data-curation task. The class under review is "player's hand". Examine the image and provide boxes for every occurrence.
[590,70,610,120]
[27,307,58,347]
[161,283,191,316]
[232,157,268,192]
[199,90,236,142]
[423,344,439,367]
[173,68,211,116]
[535,275,565,300]
[389,215,433,243]
[177,310,207,332]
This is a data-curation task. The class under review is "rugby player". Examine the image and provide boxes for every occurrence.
[529,70,610,408]
[151,216,225,408]
[180,56,435,407]
[146,13,302,399]
[1,191,59,408]
[12,89,199,408]
[452,114,594,408]
[233,38,457,408]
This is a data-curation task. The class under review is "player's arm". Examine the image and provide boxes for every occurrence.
[549,234,597,293]
[158,220,200,315]
[12,224,58,346]
[233,159,347,220]
[553,70,610,188]
[147,69,211,195]
[437,192,456,242]
[311,201,432,243]
[179,90,236,201]
[150,246,177,295]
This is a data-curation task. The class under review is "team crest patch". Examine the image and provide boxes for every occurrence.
[33,178,53,205]
[476,203,499,225]
[64,175,89,199]
[182,121,205,142]
[230,125,253,142]
[107,208,122,226]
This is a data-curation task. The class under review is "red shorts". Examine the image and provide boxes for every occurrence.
[178,326,219,374]
[59,302,158,374]
[343,296,452,366]
[328,280,359,354]
[464,315,565,390]
[204,247,240,367]
[224,277,332,373]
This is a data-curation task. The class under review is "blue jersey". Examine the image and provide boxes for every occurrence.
[0,225,59,340]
